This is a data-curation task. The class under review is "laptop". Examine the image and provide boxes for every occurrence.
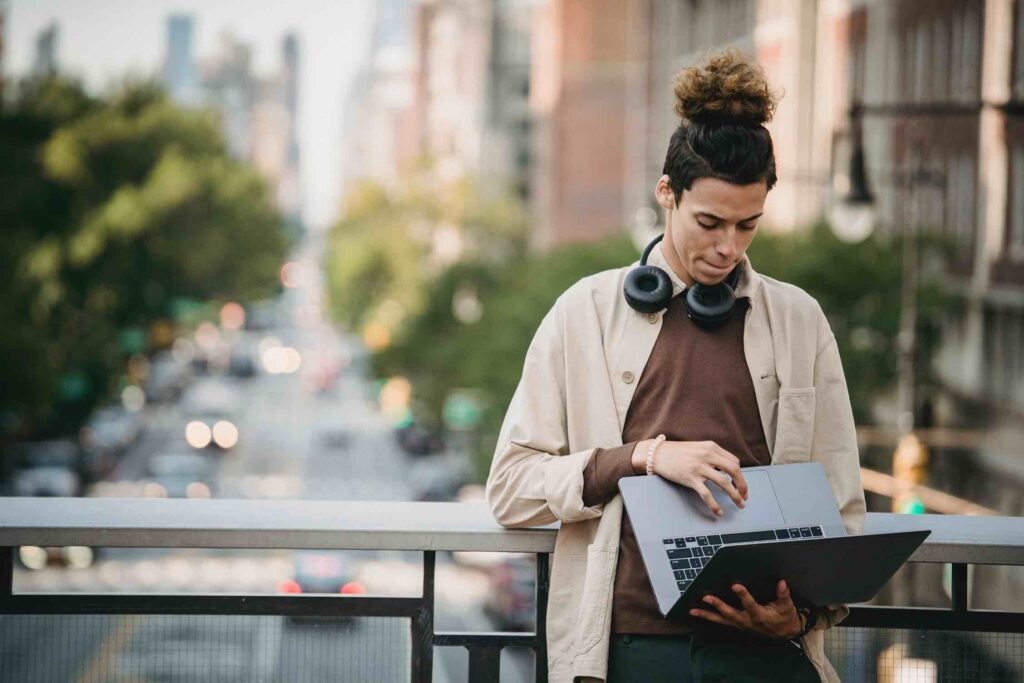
[619,462,930,621]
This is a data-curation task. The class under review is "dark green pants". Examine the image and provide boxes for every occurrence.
[607,631,820,683]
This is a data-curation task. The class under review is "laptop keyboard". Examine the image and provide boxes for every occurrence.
[664,526,824,593]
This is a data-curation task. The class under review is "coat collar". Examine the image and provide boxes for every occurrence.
[645,239,763,308]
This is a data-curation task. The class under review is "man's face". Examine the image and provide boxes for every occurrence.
[655,176,767,286]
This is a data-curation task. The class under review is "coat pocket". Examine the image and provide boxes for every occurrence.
[773,388,816,463]
[572,545,616,657]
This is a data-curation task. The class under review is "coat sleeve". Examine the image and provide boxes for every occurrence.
[809,306,867,630]
[485,296,604,529]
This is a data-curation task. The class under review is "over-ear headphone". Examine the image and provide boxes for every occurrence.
[623,233,740,331]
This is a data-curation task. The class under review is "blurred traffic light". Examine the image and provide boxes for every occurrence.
[892,433,928,514]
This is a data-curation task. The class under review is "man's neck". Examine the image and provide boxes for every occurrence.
[659,234,695,288]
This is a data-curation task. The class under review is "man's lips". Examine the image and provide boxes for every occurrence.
[700,259,734,273]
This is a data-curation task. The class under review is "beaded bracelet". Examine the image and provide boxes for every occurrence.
[645,434,666,476]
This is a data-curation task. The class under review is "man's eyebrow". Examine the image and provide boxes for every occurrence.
[695,211,764,223]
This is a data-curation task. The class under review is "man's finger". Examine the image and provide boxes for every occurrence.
[732,584,761,613]
[774,580,795,608]
[702,594,744,622]
[692,481,723,516]
[710,455,749,500]
[688,608,729,627]
[702,467,745,508]
[732,467,749,499]
[712,444,741,467]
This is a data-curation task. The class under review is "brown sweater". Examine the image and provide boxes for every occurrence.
[582,296,771,635]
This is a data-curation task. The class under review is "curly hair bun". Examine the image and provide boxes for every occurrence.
[673,50,778,127]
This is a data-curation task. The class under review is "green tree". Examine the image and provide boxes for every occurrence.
[0,75,288,446]
[324,171,528,338]
[374,234,637,479]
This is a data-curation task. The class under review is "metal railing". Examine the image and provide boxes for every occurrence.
[1,498,1023,681]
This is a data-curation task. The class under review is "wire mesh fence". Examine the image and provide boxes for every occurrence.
[826,627,1024,682]
[0,614,411,683]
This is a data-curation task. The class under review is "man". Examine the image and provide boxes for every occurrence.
[486,51,865,682]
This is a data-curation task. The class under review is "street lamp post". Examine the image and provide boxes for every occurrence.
[829,102,944,518]
[830,102,948,431]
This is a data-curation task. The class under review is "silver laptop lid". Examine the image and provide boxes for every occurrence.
[619,462,848,615]
[619,462,847,541]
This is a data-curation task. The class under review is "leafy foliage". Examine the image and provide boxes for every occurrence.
[373,235,637,480]
[325,172,528,334]
[0,75,287,440]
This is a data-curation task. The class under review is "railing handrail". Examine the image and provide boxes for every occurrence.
[1,498,1022,564]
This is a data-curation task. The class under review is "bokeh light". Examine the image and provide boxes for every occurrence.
[212,420,239,448]
[220,302,246,330]
[185,420,213,448]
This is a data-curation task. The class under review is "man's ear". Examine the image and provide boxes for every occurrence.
[655,175,676,210]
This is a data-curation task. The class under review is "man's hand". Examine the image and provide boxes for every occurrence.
[689,580,804,640]
[630,439,749,515]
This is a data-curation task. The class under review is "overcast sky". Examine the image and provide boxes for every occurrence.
[4,0,375,230]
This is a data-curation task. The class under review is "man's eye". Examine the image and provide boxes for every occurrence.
[698,221,717,229]
[740,223,758,231]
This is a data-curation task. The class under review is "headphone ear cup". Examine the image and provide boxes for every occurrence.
[624,265,673,314]
[685,281,737,330]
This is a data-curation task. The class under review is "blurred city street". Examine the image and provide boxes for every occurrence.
[2,242,533,683]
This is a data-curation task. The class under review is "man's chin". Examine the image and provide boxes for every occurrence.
[693,270,730,286]
[695,260,735,285]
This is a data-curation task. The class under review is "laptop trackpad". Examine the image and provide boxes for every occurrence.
[683,470,786,533]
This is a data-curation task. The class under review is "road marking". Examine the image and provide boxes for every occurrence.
[75,614,147,683]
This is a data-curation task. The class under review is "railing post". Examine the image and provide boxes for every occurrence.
[951,562,968,612]
[468,646,502,681]
[1,547,12,596]
[411,550,435,683]
[535,552,549,683]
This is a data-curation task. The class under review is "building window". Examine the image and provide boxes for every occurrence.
[914,20,930,102]
[950,8,964,99]
[945,152,977,248]
[1015,0,1024,98]
[958,1,982,101]
[1010,145,1024,260]
[904,27,916,100]
[933,16,949,101]
[984,307,1024,407]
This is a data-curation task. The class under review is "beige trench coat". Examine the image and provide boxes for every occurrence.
[485,244,866,683]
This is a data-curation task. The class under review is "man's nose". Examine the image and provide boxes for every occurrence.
[715,228,738,258]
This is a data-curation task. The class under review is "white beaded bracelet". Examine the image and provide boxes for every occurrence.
[645,434,666,476]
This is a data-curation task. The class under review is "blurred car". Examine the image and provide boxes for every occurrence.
[17,544,94,571]
[146,350,191,403]
[395,422,445,456]
[80,405,144,476]
[278,550,367,627]
[227,335,259,378]
[142,452,216,499]
[244,300,279,331]
[12,440,83,497]
[228,352,258,378]
[180,380,241,450]
[409,459,466,503]
[483,554,536,632]
[11,440,93,571]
